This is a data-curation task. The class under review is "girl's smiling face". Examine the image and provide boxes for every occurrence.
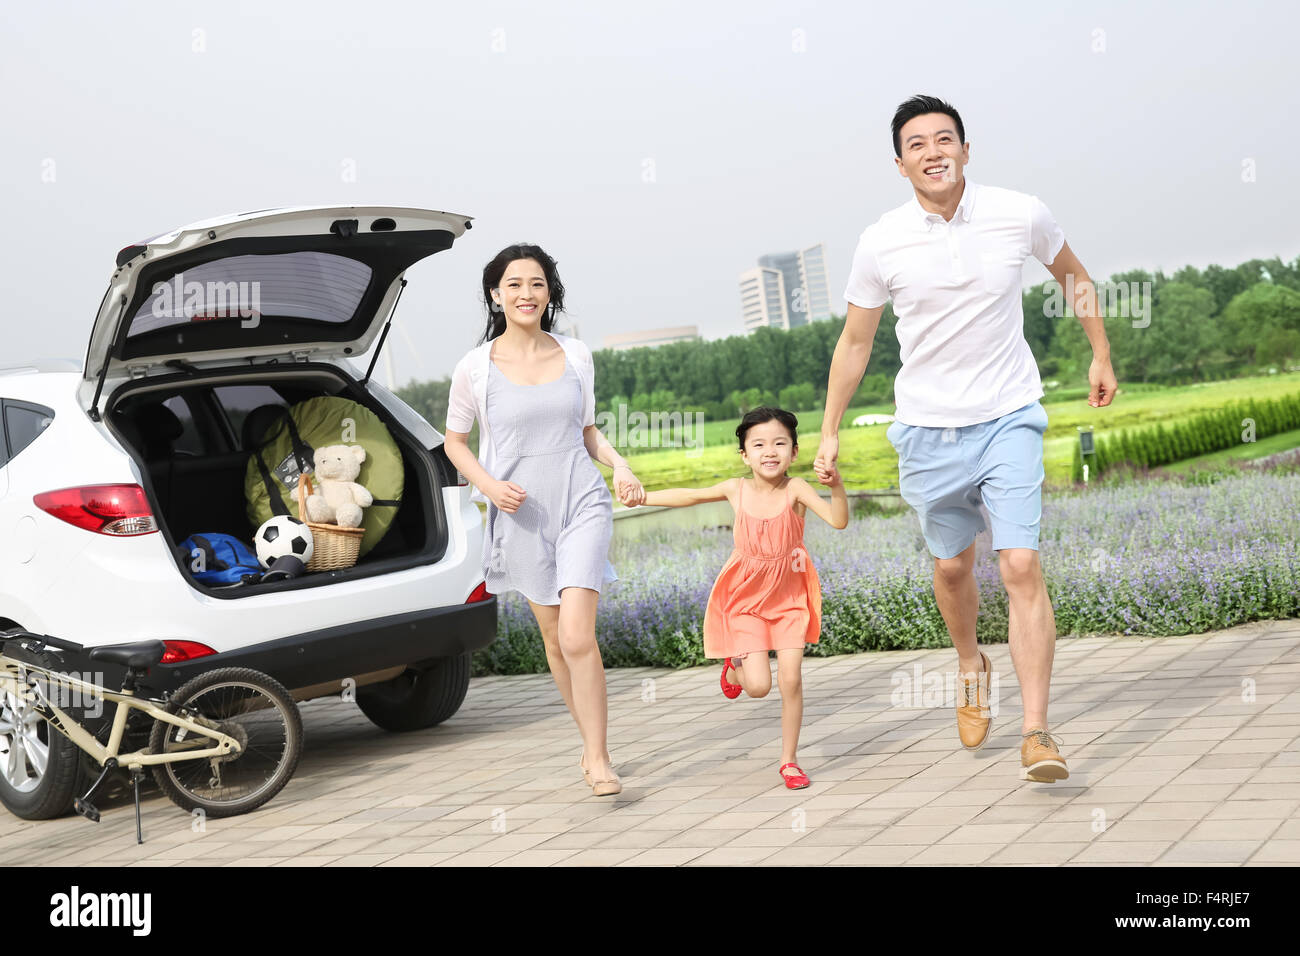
[491,258,550,325]
[741,419,797,478]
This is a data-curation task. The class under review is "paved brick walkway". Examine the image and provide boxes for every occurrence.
[4,620,1298,866]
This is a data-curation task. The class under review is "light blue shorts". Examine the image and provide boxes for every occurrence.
[885,400,1049,560]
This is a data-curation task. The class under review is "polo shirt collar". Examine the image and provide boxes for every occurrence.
[911,178,977,229]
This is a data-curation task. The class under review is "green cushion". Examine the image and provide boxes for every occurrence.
[244,396,404,557]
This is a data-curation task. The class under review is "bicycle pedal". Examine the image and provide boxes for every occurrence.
[73,797,101,823]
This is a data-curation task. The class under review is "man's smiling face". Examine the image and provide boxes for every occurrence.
[895,112,970,201]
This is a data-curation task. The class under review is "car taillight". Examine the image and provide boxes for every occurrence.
[33,484,158,536]
[160,640,217,663]
[467,581,491,603]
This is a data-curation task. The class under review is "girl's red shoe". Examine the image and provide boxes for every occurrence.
[778,762,810,789]
[720,658,742,699]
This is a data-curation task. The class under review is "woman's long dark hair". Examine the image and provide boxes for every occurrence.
[478,244,567,344]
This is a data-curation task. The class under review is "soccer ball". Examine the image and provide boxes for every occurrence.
[255,515,314,570]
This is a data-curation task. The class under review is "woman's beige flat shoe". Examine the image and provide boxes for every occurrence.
[591,773,622,797]
[580,751,616,789]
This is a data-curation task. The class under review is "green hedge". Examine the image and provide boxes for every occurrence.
[1073,391,1300,481]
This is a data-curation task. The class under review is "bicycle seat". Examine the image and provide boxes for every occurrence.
[88,641,167,669]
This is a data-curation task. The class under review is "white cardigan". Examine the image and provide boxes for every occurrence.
[445,329,597,506]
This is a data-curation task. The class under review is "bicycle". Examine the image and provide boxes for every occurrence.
[0,629,303,844]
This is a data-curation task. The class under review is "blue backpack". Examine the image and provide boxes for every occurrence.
[178,533,263,586]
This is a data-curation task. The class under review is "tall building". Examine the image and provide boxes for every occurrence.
[757,253,805,328]
[739,267,788,333]
[740,242,831,331]
[602,325,701,351]
[797,242,832,322]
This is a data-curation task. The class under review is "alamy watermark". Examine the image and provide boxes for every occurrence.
[150,273,262,328]
[1042,276,1152,329]
[890,661,1000,715]
[23,670,105,719]
[596,403,706,459]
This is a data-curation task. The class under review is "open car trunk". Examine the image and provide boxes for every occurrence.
[105,362,451,597]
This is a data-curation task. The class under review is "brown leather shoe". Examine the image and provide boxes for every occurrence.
[1021,728,1069,782]
[955,651,992,751]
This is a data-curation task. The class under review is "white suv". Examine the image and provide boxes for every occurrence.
[0,206,496,820]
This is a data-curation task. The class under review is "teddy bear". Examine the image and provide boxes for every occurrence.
[305,444,374,528]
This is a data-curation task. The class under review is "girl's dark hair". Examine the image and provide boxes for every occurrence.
[891,94,965,157]
[735,406,799,452]
[478,243,567,344]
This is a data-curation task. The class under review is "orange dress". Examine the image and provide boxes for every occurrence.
[702,478,822,660]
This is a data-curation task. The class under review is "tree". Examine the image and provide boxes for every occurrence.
[777,383,816,411]
[868,304,902,378]
[1222,282,1300,362]
[852,373,893,406]
[1021,282,1057,360]
[1145,283,1217,379]
[1261,328,1300,366]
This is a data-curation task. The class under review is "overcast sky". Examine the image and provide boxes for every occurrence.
[3,0,1296,386]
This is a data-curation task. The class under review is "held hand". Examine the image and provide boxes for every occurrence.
[613,465,645,507]
[1089,356,1118,408]
[488,479,527,513]
[813,435,840,486]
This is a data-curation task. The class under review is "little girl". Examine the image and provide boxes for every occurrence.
[635,406,848,789]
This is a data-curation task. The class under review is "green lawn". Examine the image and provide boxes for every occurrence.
[1162,427,1300,473]
[611,373,1300,492]
[601,400,895,452]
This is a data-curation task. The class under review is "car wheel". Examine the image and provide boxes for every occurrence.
[0,651,86,820]
[355,652,471,732]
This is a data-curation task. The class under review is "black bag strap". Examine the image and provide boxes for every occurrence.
[253,448,290,517]
[250,406,313,517]
[281,412,312,471]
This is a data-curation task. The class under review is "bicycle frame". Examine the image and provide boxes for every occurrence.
[0,654,242,770]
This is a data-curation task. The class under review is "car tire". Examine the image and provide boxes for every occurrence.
[0,649,89,820]
[355,652,471,732]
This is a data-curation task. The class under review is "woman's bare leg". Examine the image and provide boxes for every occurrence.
[555,587,614,782]
[526,598,588,735]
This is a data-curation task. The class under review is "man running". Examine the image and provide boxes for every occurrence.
[813,94,1117,782]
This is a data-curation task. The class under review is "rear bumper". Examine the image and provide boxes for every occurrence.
[160,597,498,693]
[39,598,497,698]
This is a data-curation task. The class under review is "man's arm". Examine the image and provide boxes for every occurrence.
[823,303,884,436]
[814,303,884,483]
[1044,241,1117,408]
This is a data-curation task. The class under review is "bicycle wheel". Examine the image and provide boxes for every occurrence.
[148,667,302,818]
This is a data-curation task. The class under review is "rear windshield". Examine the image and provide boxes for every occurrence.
[125,251,373,337]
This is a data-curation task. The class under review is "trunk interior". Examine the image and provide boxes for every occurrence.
[105,364,449,596]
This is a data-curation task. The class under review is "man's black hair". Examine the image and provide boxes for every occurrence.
[891,94,965,157]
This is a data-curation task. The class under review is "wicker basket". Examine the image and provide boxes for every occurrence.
[296,473,365,571]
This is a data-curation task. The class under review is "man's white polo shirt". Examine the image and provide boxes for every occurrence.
[843,179,1066,427]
